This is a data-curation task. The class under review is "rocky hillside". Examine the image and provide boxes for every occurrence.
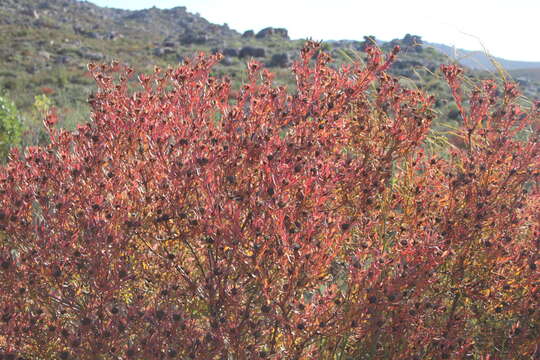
[0,0,538,132]
[0,0,303,123]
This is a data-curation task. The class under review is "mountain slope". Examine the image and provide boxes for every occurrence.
[426,42,540,70]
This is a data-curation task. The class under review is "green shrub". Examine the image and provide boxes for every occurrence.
[0,94,22,161]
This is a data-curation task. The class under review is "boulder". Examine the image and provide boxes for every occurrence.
[37,2,51,9]
[55,55,72,64]
[255,27,289,40]
[86,31,100,39]
[73,24,84,34]
[21,8,40,19]
[179,30,208,45]
[268,53,290,68]
[82,51,105,61]
[106,31,121,40]
[153,47,176,57]
[38,50,51,60]
[153,48,166,57]
[242,30,255,38]
[211,48,238,57]
[222,48,239,57]
[239,46,266,58]
[163,40,177,47]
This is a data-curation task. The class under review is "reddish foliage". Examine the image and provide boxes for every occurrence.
[40,87,55,96]
[0,42,538,359]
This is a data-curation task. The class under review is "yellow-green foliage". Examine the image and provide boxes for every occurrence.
[0,94,22,161]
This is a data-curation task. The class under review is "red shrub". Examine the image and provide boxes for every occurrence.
[40,87,55,96]
[0,42,538,359]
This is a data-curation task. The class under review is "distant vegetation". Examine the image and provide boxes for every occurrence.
[0,95,22,160]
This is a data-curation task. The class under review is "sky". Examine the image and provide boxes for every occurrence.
[89,0,540,62]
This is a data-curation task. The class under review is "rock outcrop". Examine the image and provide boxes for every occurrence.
[239,46,266,58]
[255,27,289,40]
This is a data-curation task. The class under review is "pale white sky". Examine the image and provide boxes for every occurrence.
[90,0,540,62]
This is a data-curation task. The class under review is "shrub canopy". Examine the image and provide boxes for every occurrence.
[0,43,539,359]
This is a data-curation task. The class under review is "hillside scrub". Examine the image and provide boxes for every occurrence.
[0,42,539,359]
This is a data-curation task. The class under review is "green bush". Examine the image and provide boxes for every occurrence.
[0,94,22,161]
